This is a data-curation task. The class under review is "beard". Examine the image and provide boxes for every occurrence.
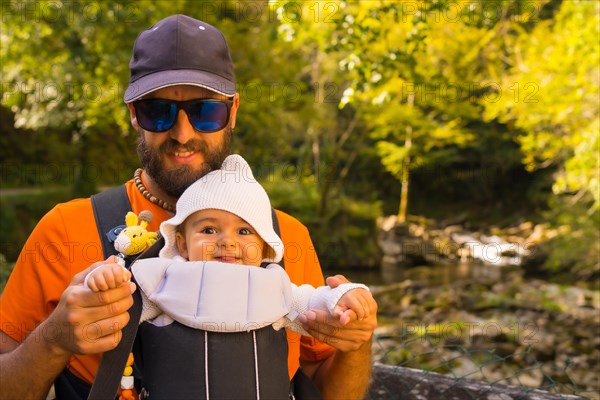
[136,126,233,198]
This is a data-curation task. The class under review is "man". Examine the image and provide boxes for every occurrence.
[0,14,377,399]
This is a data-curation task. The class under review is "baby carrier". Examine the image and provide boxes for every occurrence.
[53,185,321,400]
[137,320,289,399]
[130,257,295,400]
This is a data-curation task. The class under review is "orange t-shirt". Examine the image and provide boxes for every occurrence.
[0,178,334,384]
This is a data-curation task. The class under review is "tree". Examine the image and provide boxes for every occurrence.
[325,0,547,218]
[484,0,599,211]
[483,0,600,278]
[1,1,182,195]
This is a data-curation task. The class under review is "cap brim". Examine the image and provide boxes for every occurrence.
[124,69,236,102]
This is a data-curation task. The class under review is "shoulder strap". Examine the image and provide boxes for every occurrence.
[88,185,144,400]
[271,208,285,269]
[90,185,132,259]
[88,244,157,400]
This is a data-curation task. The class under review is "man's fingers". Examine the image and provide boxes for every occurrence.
[356,293,373,319]
[66,298,134,331]
[87,332,124,353]
[76,327,125,354]
[302,309,341,333]
[300,308,378,351]
[303,320,364,350]
[70,282,136,310]
[78,312,131,341]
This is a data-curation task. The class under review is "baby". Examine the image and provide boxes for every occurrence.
[86,154,371,334]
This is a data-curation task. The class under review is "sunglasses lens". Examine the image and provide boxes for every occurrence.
[134,99,230,133]
[136,101,176,132]
[188,101,229,132]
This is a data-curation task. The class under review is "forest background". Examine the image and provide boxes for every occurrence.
[1,0,598,286]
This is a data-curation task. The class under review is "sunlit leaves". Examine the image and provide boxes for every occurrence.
[483,0,600,210]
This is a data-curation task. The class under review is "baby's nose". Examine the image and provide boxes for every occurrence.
[219,234,236,247]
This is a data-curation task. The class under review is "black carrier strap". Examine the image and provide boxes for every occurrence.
[87,185,146,400]
[271,208,285,269]
[90,185,132,259]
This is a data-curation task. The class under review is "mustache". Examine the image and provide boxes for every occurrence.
[159,138,208,153]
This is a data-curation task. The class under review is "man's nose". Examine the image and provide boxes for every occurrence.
[169,109,197,144]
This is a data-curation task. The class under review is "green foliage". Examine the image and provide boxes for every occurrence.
[0,0,172,193]
[483,0,600,211]
[0,256,13,293]
[262,172,382,269]
[540,196,600,280]
[315,0,546,215]
[0,189,74,262]
[480,0,600,277]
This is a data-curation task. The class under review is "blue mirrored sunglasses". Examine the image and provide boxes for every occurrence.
[133,98,233,133]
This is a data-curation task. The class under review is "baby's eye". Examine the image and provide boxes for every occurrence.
[201,227,217,234]
[239,228,253,235]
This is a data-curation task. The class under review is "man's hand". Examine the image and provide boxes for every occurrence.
[298,275,377,399]
[298,275,377,352]
[46,256,136,355]
[0,256,137,400]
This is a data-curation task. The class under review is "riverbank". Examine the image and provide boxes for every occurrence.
[375,214,599,289]
[358,263,600,398]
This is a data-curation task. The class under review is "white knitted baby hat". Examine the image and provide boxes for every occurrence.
[159,154,284,262]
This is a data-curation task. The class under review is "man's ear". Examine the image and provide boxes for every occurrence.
[175,231,189,259]
[229,93,240,130]
[127,103,140,131]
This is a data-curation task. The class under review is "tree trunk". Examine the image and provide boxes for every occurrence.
[398,94,414,223]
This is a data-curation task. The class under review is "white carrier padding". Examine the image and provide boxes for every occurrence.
[130,258,369,333]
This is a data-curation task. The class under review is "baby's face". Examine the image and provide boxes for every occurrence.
[176,209,266,266]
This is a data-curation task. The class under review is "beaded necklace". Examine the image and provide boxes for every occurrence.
[133,168,176,213]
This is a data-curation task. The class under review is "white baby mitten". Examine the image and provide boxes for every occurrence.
[273,282,370,335]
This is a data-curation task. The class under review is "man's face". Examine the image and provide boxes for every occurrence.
[129,85,240,198]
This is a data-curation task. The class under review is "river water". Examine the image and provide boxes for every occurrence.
[331,261,522,287]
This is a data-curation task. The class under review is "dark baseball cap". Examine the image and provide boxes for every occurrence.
[124,14,236,103]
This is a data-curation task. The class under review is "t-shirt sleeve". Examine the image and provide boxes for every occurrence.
[0,200,97,342]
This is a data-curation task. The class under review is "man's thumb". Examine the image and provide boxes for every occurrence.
[326,274,349,288]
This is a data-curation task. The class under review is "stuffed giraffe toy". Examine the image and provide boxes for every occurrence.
[114,210,158,257]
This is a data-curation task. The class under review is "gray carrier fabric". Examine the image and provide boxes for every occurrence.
[137,321,290,399]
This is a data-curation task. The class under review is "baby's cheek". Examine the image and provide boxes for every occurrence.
[243,243,264,262]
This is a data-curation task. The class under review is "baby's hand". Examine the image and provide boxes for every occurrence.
[85,262,131,292]
[332,287,372,326]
